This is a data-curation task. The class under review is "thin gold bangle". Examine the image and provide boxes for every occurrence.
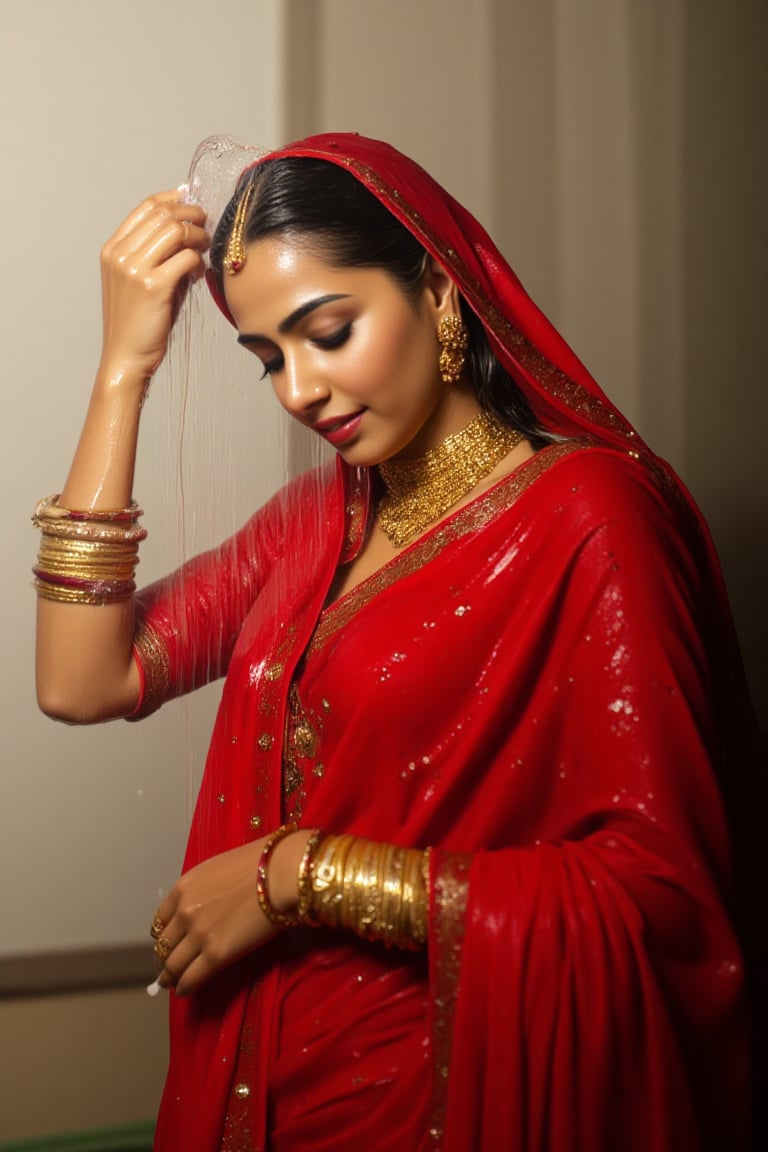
[256,823,300,928]
[34,495,144,522]
[297,829,326,922]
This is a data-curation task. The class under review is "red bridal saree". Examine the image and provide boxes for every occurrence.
[136,135,763,1151]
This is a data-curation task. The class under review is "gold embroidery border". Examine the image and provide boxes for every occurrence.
[429,851,472,1147]
[282,680,325,822]
[340,466,369,564]
[128,610,171,719]
[307,441,585,661]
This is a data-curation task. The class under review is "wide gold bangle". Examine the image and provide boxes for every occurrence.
[308,835,430,951]
[256,824,300,928]
[310,833,355,930]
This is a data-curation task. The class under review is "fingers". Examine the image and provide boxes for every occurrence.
[149,913,220,997]
[102,195,209,284]
[160,935,228,997]
[156,933,197,993]
[168,952,218,997]
[99,193,209,377]
[143,218,209,267]
[108,190,206,248]
[150,894,179,978]
[153,889,178,931]
[106,214,209,278]
[149,907,186,990]
[150,891,218,995]
[153,933,175,972]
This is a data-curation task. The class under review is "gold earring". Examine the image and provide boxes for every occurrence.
[223,180,255,276]
[437,316,469,385]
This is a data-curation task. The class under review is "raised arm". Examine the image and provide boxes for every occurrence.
[35,190,208,723]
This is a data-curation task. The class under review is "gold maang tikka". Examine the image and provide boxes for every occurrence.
[223,180,255,276]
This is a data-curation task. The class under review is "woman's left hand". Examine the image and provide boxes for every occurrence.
[151,832,308,996]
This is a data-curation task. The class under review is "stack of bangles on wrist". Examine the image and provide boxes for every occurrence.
[32,495,146,604]
[257,825,430,951]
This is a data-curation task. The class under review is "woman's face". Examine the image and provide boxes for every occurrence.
[223,236,478,466]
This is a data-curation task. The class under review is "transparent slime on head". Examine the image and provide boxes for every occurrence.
[184,135,266,269]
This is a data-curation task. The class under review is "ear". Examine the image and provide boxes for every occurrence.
[421,256,462,320]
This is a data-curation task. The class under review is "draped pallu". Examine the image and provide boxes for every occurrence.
[135,133,763,1151]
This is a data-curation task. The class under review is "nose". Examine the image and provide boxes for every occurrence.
[279,355,330,417]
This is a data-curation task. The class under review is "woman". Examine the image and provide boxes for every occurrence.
[34,133,764,1151]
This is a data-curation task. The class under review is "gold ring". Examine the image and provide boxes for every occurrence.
[153,935,173,971]
[150,916,165,941]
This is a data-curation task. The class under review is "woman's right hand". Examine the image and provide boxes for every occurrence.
[99,189,209,384]
[151,829,312,997]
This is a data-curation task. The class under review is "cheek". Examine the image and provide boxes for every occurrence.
[354,309,437,394]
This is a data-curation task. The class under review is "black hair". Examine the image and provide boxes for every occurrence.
[211,158,552,447]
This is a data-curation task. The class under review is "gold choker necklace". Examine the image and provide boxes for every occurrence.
[377,410,524,547]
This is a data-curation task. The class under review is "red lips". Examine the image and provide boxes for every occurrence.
[313,410,365,446]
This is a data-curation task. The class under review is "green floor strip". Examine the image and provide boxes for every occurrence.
[0,1121,154,1152]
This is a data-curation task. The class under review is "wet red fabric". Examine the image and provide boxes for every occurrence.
[140,134,764,1150]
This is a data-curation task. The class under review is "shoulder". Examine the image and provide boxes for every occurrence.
[515,441,707,585]
[530,441,694,533]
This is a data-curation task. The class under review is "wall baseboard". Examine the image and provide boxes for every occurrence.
[0,945,152,999]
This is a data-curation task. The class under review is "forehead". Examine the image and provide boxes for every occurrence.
[222,236,392,331]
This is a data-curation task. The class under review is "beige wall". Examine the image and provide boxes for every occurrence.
[285,0,497,246]
[0,989,167,1141]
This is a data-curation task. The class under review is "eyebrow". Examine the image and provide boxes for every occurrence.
[237,293,351,345]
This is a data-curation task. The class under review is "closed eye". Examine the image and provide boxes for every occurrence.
[312,322,352,351]
[259,353,283,379]
[258,323,352,379]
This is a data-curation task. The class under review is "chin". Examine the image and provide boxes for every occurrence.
[336,449,385,470]
[335,439,396,469]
